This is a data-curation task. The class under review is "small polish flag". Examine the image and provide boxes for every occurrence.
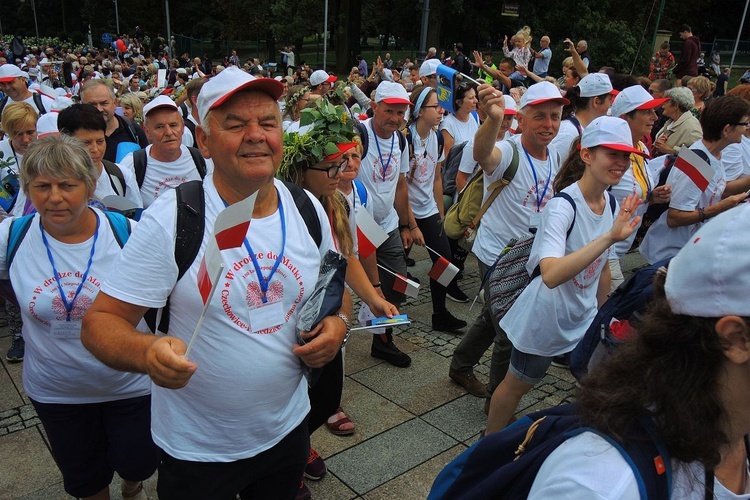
[356,210,388,258]
[674,148,714,192]
[428,256,460,287]
[195,191,258,304]
[393,273,420,298]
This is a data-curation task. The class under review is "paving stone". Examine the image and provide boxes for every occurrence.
[421,395,488,442]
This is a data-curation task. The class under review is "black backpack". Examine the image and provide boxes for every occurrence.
[101,159,127,198]
[132,147,207,189]
[442,141,469,196]
[0,93,47,117]
[143,180,322,333]
[354,121,407,159]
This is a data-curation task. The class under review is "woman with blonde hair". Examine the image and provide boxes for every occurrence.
[686,76,715,117]
[118,93,144,125]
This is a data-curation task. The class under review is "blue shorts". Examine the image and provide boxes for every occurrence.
[509,348,554,385]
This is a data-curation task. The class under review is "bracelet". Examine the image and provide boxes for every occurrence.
[698,207,708,222]
[334,313,352,346]
[399,224,410,231]
[409,225,418,231]
[372,282,382,288]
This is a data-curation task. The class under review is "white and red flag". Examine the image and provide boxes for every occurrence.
[356,209,389,258]
[674,148,715,192]
[428,256,460,287]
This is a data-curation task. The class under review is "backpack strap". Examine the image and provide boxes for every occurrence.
[102,159,126,197]
[353,178,367,208]
[32,93,47,115]
[469,141,520,229]
[122,116,140,144]
[565,115,583,135]
[133,148,148,188]
[187,146,207,179]
[552,191,578,238]
[354,121,369,158]
[436,129,445,159]
[283,181,322,248]
[184,119,197,147]
[102,211,132,247]
[0,96,8,117]
[397,129,407,153]
[6,214,35,268]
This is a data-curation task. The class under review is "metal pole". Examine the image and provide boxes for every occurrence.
[165,0,173,58]
[419,0,430,54]
[730,0,750,71]
[323,0,328,70]
[650,0,666,55]
[88,25,93,50]
[114,0,120,35]
[31,0,39,39]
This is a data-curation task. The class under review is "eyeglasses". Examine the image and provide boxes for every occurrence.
[421,105,441,109]
[307,157,349,178]
[735,122,750,128]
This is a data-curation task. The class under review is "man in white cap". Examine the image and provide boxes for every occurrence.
[0,64,54,116]
[118,95,210,208]
[309,69,336,97]
[356,80,417,367]
[419,58,441,89]
[82,66,348,499]
[449,81,569,404]
[549,72,616,162]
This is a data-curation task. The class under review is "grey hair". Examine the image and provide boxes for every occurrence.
[20,135,97,195]
[199,111,212,136]
[80,79,117,101]
[665,87,695,113]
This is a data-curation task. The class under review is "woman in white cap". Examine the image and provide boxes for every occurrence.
[608,84,673,288]
[640,95,750,264]
[404,85,467,332]
[529,202,750,499]
[550,73,616,163]
[486,116,643,434]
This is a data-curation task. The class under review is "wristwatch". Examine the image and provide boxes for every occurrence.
[335,313,352,346]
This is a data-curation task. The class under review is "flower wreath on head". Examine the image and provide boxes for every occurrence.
[286,85,311,111]
[279,98,358,180]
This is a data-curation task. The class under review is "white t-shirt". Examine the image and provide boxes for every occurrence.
[723,136,750,181]
[119,145,211,208]
[473,135,559,267]
[356,118,410,232]
[549,119,581,165]
[608,143,654,259]
[530,431,750,500]
[10,92,55,114]
[439,113,479,146]
[0,209,150,403]
[640,140,726,264]
[406,127,445,219]
[457,137,510,179]
[102,176,335,462]
[501,183,614,357]
[95,162,143,208]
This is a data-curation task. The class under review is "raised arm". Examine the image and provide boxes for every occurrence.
[473,84,506,174]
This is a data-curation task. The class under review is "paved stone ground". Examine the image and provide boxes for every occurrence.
[0,247,646,499]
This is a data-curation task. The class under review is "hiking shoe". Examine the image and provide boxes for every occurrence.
[432,311,467,332]
[446,285,470,303]
[449,368,486,397]
[371,337,411,367]
[6,336,24,362]
[304,448,326,481]
[295,481,311,500]
[551,353,570,368]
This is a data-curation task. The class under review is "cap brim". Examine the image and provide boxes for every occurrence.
[503,109,518,116]
[636,97,668,110]
[610,89,620,96]
[325,142,358,161]
[0,76,17,82]
[326,75,337,83]
[380,97,413,106]
[523,97,570,108]
[599,143,647,156]
[210,78,285,110]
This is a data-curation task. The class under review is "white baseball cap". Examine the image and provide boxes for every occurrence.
[143,95,179,117]
[665,203,750,317]
[196,66,284,124]
[419,59,441,78]
[577,73,615,98]
[309,69,337,87]
[581,116,645,155]
[0,64,27,82]
[36,112,59,138]
[374,81,412,106]
[610,84,669,118]
[519,81,569,110]
[503,95,518,116]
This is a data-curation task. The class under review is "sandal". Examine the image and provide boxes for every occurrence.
[122,481,148,500]
[326,407,355,436]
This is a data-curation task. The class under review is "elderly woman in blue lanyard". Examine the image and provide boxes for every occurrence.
[0,135,157,500]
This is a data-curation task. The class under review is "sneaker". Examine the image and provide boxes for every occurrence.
[6,336,24,362]
[446,285,470,303]
[371,337,411,367]
[449,368,486,397]
[295,481,311,500]
[407,272,420,285]
[304,448,326,481]
[551,353,570,368]
[432,310,467,333]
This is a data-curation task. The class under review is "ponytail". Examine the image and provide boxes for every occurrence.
[553,137,588,193]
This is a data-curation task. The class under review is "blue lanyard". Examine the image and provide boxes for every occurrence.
[221,190,286,303]
[522,146,552,212]
[370,119,394,181]
[40,211,100,321]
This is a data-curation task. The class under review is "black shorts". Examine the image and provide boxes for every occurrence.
[31,395,159,498]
